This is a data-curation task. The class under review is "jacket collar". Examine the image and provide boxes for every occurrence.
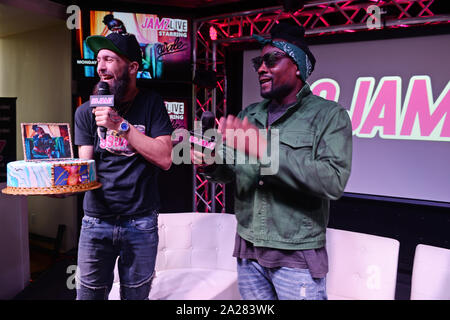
[247,82,312,127]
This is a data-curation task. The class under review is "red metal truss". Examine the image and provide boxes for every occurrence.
[197,0,449,42]
[192,34,227,213]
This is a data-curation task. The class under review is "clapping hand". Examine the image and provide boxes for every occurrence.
[218,115,267,160]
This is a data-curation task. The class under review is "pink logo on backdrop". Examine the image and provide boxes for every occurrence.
[311,76,450,141]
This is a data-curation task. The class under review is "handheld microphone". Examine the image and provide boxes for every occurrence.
[98,81,110,96]
[201,111,215,135]
[190,111,217,151]
[89,82,114,139]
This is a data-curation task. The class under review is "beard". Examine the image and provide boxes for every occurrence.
[260,82,292,100]
[93,68,131,115]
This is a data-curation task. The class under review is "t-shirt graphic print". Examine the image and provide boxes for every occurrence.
[98,125,145,156]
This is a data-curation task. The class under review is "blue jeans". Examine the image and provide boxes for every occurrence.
[237,258,327,300]
[76,212,159,300]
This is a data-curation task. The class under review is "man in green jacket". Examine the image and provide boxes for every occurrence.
[192,21,352,300]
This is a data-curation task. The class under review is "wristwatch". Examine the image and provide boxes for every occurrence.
[118,119,130,136]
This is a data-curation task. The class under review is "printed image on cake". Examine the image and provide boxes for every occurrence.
[1,123,101,195]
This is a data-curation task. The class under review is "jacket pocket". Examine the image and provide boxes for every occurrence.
[279,131,313,148]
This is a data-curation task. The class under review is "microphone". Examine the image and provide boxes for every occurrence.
[90,82,114,139]
[190,111,217,151]
[201,111,215,135]
[98,81,110,95]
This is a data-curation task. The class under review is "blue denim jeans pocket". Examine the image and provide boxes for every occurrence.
[132,214,158,232]
[81,215,99,229]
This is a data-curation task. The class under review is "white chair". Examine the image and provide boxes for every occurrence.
[109,212,240,300]
[410,244,450,300]
[326,228,400,300]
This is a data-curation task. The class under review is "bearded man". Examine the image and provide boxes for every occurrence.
[74,32,173,300]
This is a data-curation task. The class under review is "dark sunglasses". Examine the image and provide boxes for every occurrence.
[251,51,289,71]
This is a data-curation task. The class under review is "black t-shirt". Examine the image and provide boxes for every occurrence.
[74,89,173,217]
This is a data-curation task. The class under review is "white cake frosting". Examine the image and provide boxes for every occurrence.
[6,159,97,192]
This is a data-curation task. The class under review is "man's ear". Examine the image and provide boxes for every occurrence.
[129,61,140,75]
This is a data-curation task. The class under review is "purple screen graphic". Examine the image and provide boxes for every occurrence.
[242,34,450,203]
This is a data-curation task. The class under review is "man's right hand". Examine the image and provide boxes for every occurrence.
[218,115,267,160]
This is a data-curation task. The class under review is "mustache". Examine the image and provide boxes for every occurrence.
[259,76,272,82]
[98,71,114,78]
[92,76,129,95]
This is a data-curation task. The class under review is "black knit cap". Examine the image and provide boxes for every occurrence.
[270,21,316,73]
[86,32,143,70]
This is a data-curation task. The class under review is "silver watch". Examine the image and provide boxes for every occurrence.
[118,119,130,135]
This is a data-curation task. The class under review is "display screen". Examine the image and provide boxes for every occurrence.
[165,98,189,131]
[242,34,450,204]
[74,10,191,81]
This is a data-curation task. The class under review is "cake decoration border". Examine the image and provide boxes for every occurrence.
[1,181,102,195]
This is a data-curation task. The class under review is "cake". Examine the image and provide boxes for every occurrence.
[1,122,101,195]
[2,159,101,195]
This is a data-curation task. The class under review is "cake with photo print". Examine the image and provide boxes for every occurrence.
[1,123,101,195]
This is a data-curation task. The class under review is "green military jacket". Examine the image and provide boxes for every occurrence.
[203,83,352,250]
